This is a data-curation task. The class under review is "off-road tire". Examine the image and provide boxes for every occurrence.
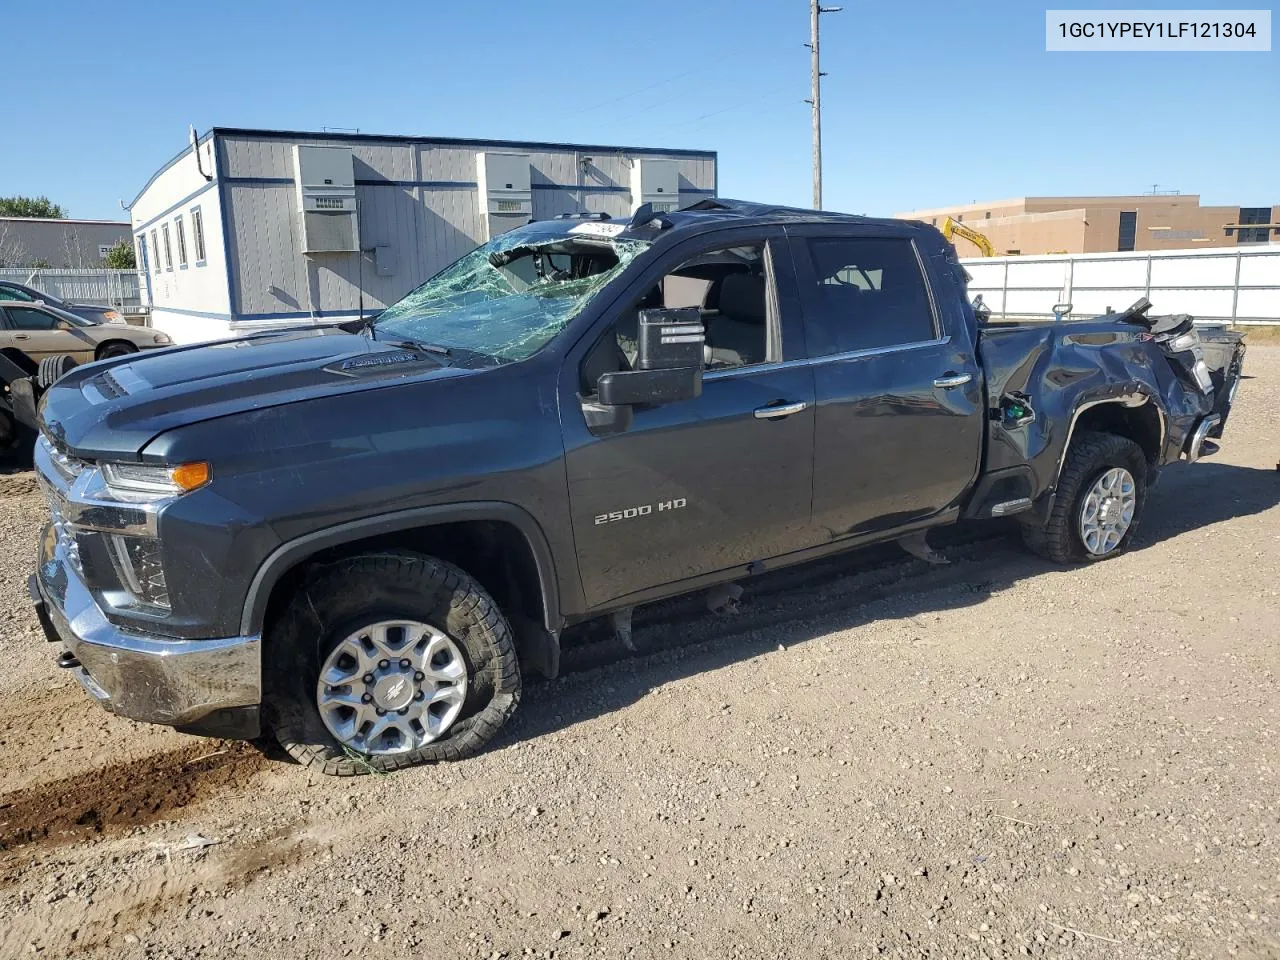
[1020,430,1148,564]
[36,354,78,390]
[266,552,521,776]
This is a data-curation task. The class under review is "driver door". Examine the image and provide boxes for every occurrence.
[559,227,816,610]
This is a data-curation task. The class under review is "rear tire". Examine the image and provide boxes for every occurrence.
[36,354,78,390]
[1020,430,1148,564]
[266,552,521,776]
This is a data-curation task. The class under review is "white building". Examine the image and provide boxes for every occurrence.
[129,127,718,344]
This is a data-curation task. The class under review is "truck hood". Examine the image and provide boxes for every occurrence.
[39,326,469,459]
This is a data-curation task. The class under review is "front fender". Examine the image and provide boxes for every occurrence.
[239,500,562,638]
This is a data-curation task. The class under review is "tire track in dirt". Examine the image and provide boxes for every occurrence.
[1,818,326,958]
[0,740,269,858]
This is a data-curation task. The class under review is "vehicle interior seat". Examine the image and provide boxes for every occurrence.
[704,272,766,368]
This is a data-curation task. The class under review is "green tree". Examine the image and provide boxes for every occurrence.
[0,196,67,218]
[103,239,136,269]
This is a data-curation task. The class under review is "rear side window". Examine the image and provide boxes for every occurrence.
[0,286,34,302]
[802,237,937,356]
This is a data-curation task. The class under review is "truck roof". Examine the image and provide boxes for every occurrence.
[550,198,934,243]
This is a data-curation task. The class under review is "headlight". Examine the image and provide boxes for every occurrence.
[153,332,173,345]
[101,461,210,498]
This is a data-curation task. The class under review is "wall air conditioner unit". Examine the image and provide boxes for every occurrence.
[294,144,359,253]
[630,158,680,214]
[476,152,532,240]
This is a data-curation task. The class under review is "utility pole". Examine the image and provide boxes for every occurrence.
[807,0,841,209]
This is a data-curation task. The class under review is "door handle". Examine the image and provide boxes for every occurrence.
[13,334,29,340]
[754,400,809,420]
[933,373,972,389]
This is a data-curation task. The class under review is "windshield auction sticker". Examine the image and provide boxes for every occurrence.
[1046,9,1271,50]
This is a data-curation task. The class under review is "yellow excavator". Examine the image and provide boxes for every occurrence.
[941,216,996,257]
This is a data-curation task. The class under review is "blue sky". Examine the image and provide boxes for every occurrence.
[1,0,1275,220]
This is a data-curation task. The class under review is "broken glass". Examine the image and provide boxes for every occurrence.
[374,228,650,363]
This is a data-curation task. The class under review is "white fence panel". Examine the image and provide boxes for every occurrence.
[0,268,141,310]
[963,246,1280,324]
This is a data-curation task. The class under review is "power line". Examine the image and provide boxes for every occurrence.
[560,51,739,121]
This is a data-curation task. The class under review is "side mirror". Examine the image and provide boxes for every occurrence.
[596,307,704,407]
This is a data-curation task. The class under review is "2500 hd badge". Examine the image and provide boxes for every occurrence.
[595,498,688,524]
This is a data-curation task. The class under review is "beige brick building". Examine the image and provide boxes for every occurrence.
[895,195,1278,257]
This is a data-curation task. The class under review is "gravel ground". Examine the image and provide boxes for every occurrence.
[1,347,1277,960]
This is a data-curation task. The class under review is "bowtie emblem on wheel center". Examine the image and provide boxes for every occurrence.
[374,674,414,711]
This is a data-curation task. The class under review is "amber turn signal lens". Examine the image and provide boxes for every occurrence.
[170,461,211,491]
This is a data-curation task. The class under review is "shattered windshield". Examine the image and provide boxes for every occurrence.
[373,227,649,363]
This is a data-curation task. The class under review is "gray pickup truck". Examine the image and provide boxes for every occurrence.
[30,199,1244,775]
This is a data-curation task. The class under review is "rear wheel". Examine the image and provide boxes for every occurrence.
[1020,431,1148,564]
[266,552,521,776]
[96,342,138,360]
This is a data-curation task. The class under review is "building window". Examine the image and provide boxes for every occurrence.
[1237,207,1271,244]
[138,236,148,273]
[98,244,113,259]
[150,230,161,273]
[162,223,173,270]
[1117,211,1137,251]
[984,211,990,219]
[175,215,188,267]
[957,214,964,222]
[190,206,207,264]
[931,218,937,226]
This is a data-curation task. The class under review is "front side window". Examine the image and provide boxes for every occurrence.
[0,285,34,302]
[6,307,58,330]
[580,239,772,394]
[375,224,649,364]
[161,223,173,270]
[802,237,937,356]
[175,215,188,266]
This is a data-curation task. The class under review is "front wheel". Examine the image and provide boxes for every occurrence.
[97,342,139,360]
[266,552,521,776]
[1020,431,1148,564]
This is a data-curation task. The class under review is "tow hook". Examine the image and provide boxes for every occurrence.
[56,650,81,669]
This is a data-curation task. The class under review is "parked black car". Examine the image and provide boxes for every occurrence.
[30,200,1244,775]
[0,279,124,325]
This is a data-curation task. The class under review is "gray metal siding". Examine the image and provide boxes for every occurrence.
[0,219,130,268]
[217,133,715,319]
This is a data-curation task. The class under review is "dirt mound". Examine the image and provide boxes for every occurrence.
[0,471,37,498]
[0,741,268,853]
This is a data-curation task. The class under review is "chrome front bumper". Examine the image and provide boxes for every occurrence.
[32,438,262,733]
